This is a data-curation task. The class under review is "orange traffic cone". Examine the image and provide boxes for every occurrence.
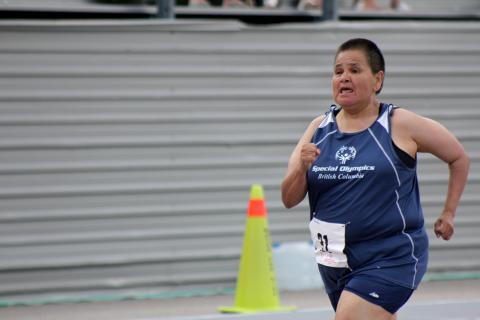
[218,184,296,313]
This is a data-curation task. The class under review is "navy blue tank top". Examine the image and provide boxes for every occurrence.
[307,103,428,289]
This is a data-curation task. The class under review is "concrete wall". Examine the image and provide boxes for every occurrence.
[0,20,479,303]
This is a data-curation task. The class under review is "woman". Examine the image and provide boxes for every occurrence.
[281,38,469,319]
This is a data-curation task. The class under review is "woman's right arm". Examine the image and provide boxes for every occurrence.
[281,116,324,209]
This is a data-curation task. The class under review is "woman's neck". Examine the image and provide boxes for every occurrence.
[336,100,380,133]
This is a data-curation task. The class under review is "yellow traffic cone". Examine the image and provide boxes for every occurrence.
[219,184,296,314]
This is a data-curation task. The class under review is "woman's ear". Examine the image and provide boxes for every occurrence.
[374,70,385,93]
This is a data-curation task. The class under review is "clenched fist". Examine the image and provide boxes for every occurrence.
[434,213,454,240]
[301,143,320,170]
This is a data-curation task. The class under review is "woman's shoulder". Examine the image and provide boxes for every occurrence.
[390,106,439,141]
[311,114,326,128]
[300,114,327,142]
[311,105,338,128]
[391,106,425,126]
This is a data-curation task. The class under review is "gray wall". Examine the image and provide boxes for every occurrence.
[0,20,479,303]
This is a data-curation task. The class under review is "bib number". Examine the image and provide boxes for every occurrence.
[309,218,349,268]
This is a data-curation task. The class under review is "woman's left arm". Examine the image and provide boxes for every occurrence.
[400,110,470,240]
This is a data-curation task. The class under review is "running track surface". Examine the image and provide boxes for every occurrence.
[164,300,480,320]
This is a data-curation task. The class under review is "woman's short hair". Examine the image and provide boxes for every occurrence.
[335,38,385,94]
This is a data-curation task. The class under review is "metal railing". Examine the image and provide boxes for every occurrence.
[322,0,337,20]
[157,0,175,19]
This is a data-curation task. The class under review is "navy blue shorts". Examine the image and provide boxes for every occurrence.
[319,265,414,314]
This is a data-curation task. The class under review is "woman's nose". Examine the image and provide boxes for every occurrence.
[340,73,350,82]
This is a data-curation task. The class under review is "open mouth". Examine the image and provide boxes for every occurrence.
[340,87,354,94]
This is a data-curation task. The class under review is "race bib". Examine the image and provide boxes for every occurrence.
[309,218,349,268]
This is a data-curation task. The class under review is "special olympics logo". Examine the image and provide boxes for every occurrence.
[335,146,356,164]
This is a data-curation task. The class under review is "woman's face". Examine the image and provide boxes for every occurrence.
[332,49,383,108]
